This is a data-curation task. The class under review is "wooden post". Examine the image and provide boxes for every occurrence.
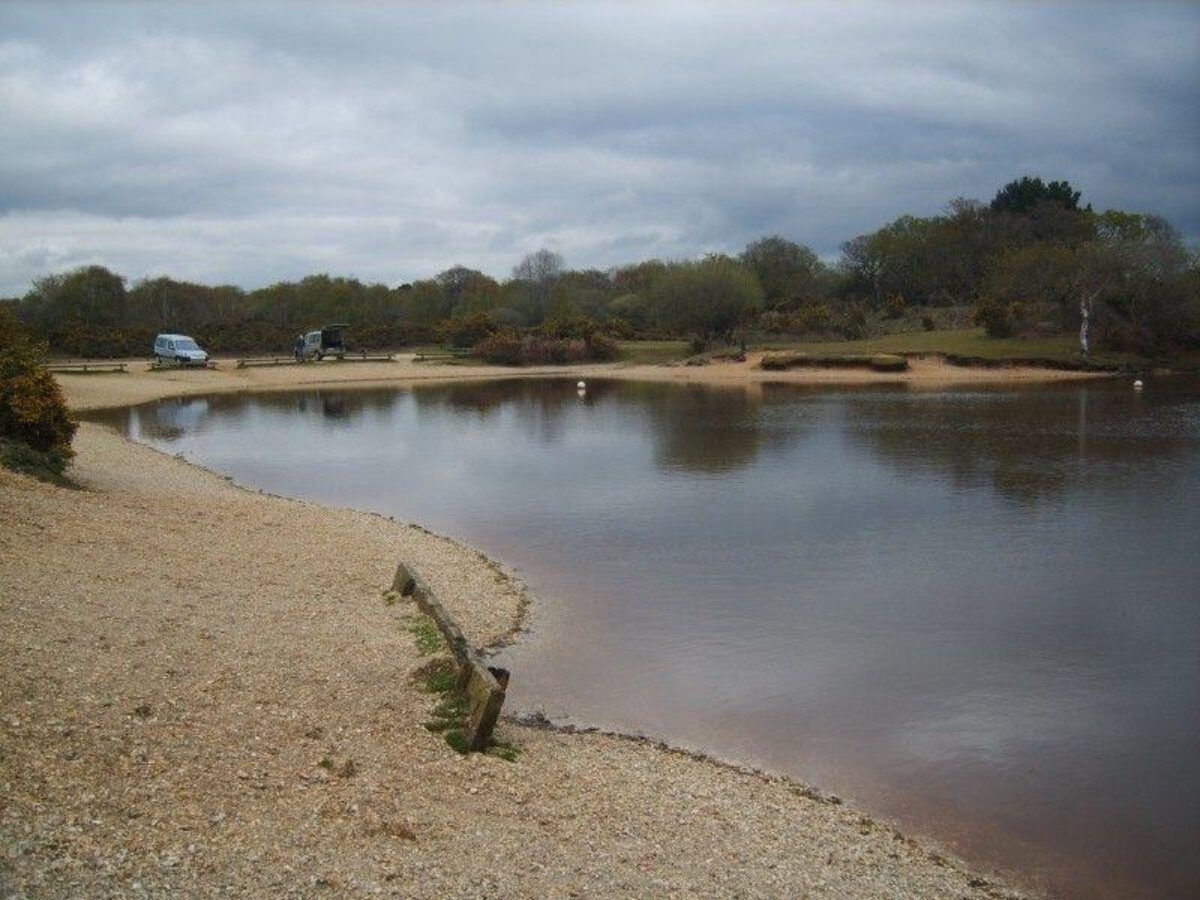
[393,561,508,751]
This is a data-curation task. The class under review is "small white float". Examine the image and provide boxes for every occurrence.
[577,380,586,389]
[1133,379,1144,390]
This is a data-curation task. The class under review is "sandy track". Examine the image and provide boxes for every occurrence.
[0,364,1037,897]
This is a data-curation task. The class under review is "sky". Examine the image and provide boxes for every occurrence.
[1,1,1197,296]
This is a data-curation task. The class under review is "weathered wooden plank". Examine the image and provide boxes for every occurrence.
[46,362,127,374]
[392,559,508,751]
[236,357,298,368]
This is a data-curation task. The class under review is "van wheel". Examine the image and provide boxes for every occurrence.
[154,355,162,365]
[317,351,324,361]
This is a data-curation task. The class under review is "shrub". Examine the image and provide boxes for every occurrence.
[536,316,600,340]
[883,293,907,319]
[473,331,525,365]
[759,304,835,337]
[833,306,868,340]
[921,314,936,332]
[439,314,498,350]
[520,336,588,364]
[472,329,617,366]
[603,317,635,340]
[975,299,1028,338]
[0,307,77,478]
[586,331,620,361]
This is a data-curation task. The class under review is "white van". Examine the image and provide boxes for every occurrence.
[153,334,210,367]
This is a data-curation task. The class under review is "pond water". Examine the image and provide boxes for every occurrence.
[92,377,1200,899]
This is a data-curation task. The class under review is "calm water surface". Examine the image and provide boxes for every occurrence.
[93,378,1200,899]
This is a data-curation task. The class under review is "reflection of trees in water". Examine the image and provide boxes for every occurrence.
[844,383,1200,503]
[89,388,409,439]
[621,380,809,475]
[412,378,619,447]
[410,378,809,475]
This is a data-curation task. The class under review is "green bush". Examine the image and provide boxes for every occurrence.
[975,299,1027,338]
[473,331,525,365]
[520,336,589,364]
[0,307,77,479]
[586,331,620,361]
[834,306,868,340]
[883,293,907,319]
[439,314,498,349]
[473,329,617,366]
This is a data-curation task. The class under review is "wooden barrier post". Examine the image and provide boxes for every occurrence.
[392,561,507,752]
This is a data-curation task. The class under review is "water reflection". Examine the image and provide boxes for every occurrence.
[86,377,1200,900]
[844,381,1200,502]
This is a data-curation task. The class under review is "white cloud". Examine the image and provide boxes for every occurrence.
[0,1,1196,295]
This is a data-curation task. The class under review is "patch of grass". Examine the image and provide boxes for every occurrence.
[414,657,470,755]
[412,657,457,694]
[404,614,445,655]
[423,694,468,732]
[486,740,521,763]
[759,327,1163,369]
[616,340,690,365]
[0,438,79,488]
[443,728,470,755]
[413,657,519,760]
[760,352,909,373]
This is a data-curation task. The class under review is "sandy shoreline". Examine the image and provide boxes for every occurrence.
[59,351,1109,412]
[0,358,1045,897]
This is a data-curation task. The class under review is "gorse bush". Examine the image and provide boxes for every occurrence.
[975,298,1029,339]
[0,306,77,479]
[472,327,618,366]
[883,293,907,319]
[472,331,524,365]
[438,314,498,349]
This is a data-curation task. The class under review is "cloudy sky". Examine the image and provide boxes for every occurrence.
[1,1,1197,296]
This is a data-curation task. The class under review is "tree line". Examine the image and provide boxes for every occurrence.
[5,176,1198,358]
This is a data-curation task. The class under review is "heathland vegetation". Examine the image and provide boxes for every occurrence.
[4,177,1198,365]
[0,306,77,483]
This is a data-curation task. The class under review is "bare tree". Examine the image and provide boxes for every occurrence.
[511,249,564,321]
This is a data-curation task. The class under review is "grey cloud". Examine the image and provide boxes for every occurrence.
[0,1,1197,296]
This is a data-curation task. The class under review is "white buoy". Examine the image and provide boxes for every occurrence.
[577,380,586,389]
[1133,379,1144,390]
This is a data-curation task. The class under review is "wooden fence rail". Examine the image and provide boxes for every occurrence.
[391,561,508,751]
[236,357,298,368]
[45,362,127,374]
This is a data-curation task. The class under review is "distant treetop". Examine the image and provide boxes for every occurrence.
[990,176,1085,215]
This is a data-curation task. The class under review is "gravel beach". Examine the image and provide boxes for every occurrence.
[0,360,1041,898]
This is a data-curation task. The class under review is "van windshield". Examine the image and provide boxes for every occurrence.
[175,339,200,351]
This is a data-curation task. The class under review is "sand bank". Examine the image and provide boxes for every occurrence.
[58,351,1107,413]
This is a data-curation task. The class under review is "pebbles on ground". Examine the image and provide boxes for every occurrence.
[0,371,1036,898]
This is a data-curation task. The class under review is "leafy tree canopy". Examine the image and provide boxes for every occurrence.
[990,176,1084,215]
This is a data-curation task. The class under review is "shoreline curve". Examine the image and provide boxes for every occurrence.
[0,358,1046,897]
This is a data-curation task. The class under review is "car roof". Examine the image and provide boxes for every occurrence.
[156,333,195,341]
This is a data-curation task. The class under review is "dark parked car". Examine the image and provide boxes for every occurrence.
[295,324,348,361]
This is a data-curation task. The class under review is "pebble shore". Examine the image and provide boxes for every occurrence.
[0,363,1038,897]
